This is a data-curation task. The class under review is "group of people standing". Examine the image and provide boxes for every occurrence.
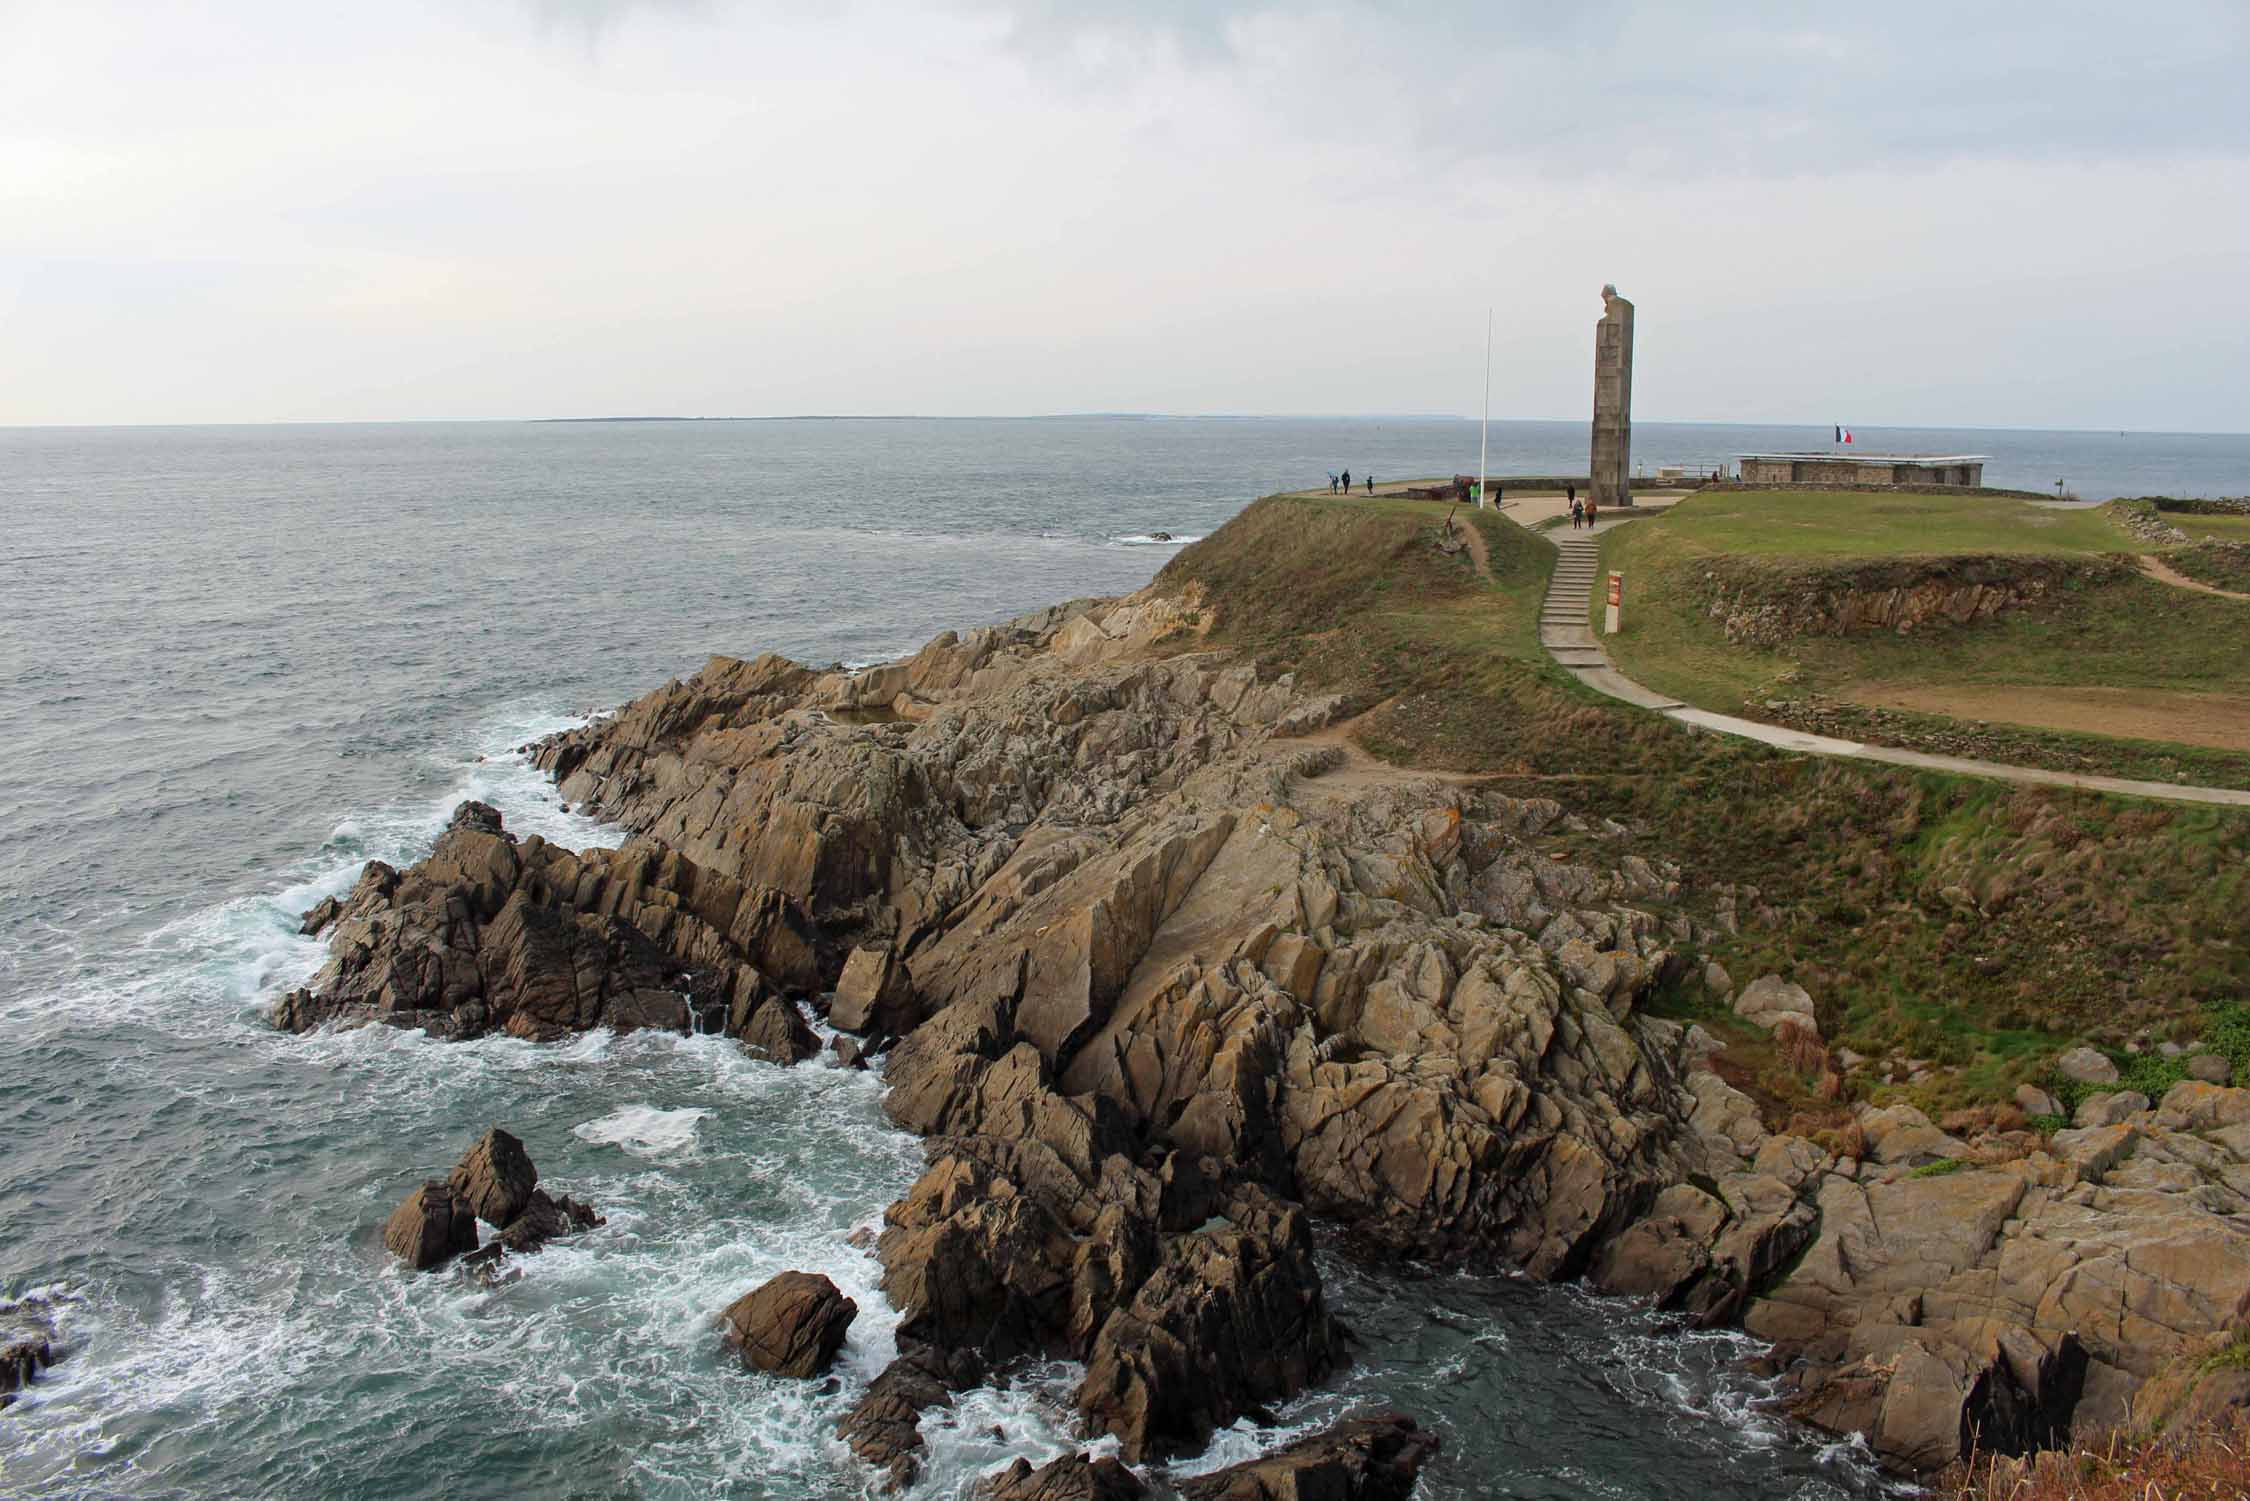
[1568,485,1599,529]
[1328,470,1373,494]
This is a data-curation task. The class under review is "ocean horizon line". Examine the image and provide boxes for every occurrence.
[5,413,2247,439]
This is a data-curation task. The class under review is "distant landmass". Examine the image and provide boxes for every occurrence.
[533,412,1471,424]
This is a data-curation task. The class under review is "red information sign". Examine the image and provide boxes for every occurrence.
[1607,572,1622,607]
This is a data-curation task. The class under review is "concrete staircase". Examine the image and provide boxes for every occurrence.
[1538,530,1609,668]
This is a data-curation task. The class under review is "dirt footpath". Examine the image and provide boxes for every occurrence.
[1846,682,2250,753]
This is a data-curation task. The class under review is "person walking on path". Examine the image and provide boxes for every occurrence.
[1365,474,1374,495]
[1342,469,1352,493]
[1586,499,1598,528]
[1571,498,1584,529]
[1567,484,1576,516]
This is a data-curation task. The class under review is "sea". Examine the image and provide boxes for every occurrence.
[4,415,2243,1500]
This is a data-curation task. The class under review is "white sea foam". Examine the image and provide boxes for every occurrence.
[1112,532,1202,547]
[573,1105,713,1158]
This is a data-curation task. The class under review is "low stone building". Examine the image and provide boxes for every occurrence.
[1737,453,1986,487]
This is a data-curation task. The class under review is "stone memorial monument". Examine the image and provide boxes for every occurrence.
[1590,284,1634,508]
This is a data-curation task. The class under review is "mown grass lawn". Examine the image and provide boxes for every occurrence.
[2168,510,2250,543]
[1607,489,2129,560]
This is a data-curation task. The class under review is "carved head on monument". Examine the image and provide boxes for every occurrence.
[1601,283,1617,307]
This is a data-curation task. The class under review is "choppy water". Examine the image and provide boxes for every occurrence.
[11,414,2223,1498]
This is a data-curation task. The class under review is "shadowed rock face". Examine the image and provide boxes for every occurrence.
[0,1335,54,1411]
[382,1182,479,1270]
[288,588,2250,1479]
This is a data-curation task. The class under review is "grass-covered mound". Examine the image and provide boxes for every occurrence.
[1158,492,1719,773]
[1149,492,2250,1117]
[1594,489,2250,787]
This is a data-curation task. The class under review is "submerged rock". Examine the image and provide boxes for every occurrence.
[719,1271,858,1378]
[0,1336,54,1411]
[497,1188,602,1253]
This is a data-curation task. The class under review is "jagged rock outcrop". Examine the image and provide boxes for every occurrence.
[497,1188,602,1252]
[495,587,2250,1481]
[839,1343,986,1489]
[871,986,1341,1461]
[380,1128,603,1272]
[276,804,816,1055]
[1179,1412,1440,1501]
[831,944,920,1041]
[1748,1080,2250,1468]
[976,1452,1145,1501]
[449,1125,539,1224]
[1075,1187,1339,1460]
[719,1271,858,1378]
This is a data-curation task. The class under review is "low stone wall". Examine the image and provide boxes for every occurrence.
[1706,481,2058,502]
[1398,474,1714,502]
[1692,554,2136,647]
[2150,496,2250,517]
[2113,500,2189,546]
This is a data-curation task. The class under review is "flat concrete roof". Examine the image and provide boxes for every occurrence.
[1736,452,1990,463]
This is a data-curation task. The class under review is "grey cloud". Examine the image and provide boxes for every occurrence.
[960,0,2250,174]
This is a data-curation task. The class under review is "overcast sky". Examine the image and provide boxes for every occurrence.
[3,1,2245,430]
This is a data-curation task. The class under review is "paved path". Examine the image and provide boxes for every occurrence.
[1533,519,2250,809]
[2139,552,2250,603]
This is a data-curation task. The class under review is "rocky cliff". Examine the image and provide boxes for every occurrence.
[282,568,2250,1481]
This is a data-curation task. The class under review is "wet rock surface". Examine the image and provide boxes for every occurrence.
[975,1452,1146,1501]
[719,1270,858,1378]
[839,1343,987,1489]
[383,1181,480,1271]
[1179,1412,1440,1501]
[0,1336,54,1411]
[380,1128,602,1273]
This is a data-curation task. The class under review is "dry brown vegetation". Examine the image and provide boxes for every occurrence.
[1939,1412,2250,1500]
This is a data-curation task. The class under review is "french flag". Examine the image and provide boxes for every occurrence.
[1834,424,1853,445]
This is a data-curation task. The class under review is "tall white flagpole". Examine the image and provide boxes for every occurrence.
[1478,308,1491,509]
